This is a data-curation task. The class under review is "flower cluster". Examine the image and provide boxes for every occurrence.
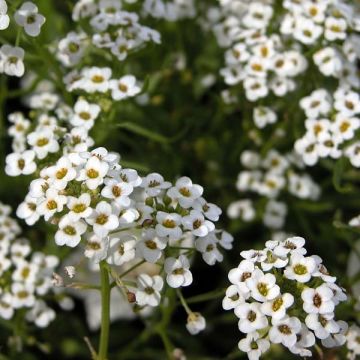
[58,0,160,68]
[64,67,141,100]
[295,87,360,167]
[18,146,232,295]
[0,202,59,328]
[210,0,360,102]
[227,149,320,230]
[223,236,348,359]
[0,1,45,77]
[5,95,97,177]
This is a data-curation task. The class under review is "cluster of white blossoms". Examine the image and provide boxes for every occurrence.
[295,87,360,167]
[223,236,348,359]
[142,0,196,21]
[209,0,360,102]
[58,0,161,68]
[4,94,99,177]
[227,149,320,230]
[0,202,59,328]
[17,146,232,293]
[64,67,141,100]
[0,1,45,77]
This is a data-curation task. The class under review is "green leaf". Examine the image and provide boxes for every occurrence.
[116,122,170,143]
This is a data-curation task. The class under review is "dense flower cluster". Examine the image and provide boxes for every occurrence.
[5,94,97,177]
[0,202,59,328]
[210,0,360,102]
[295,87,360,167]
[223,236,348,359]
[58,0,161,69]
[0,1,45,77]
[18,146,232,295]
[227,149,320,230]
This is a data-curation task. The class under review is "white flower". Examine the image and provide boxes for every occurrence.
[294,17,322,44]
[301,284,335,314]
[195,235,223,265]
[313,47,342,77]
[238,332,270,360]
[106,234,136,266]
[84,234,108,263]
[253,107,277,128]
[227,199,255,221]
[345,142,360,167]
[11,282,35,308]
[228,260,255,298]
[86,201,119,238]
[242,2,273,29]
[135,274,163,307]
[193,197,221,222]
[0,45,25,77]
[0,0,9,30]
[334,89,360,116]
[164,255,193,288]
[78,156,109,190]
[141,173,171,197]
[136,229,166,263]
[273,236,306,257]
[55,215,87,247]
[263,200,287,229]
[305,313,339,339]
[12,259,38,284]
[67,193,92,221]
[26,300,55,328]
[324,17,347,41]
[294,135,319,166]
[222,285,245,310]
[71,99,101,129]
[289,323,315,357]
[235,302,268,333]
[321,320,348,348]
[300,89,331,119]
[46,156,77,190]
[0,293,14,320]
[82,67,112,93]
[57,32,86,67]
[167,177,203,208]
[14,2,45,37]
[101,178,133,207]
[155,211,183,240]
[182,210,214,237]
[284,254,316,283]
[186,312,206,335]
[37,189,67,221]
[243,77,269,101]
[246,269,280,302]
[261,293,294,320]
[331,115,360,142]
[269,316,302,348]
[109,75,141,100]
[5,150,36,176]
[27,129,59,159]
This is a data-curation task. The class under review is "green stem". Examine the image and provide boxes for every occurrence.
[176,289,191,315]
[98,261,111,360]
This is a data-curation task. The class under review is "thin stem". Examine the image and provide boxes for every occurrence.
[176,289,191,315]
[98,261,111,360]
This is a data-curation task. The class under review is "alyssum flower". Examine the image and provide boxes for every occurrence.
[223,236,347,359]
